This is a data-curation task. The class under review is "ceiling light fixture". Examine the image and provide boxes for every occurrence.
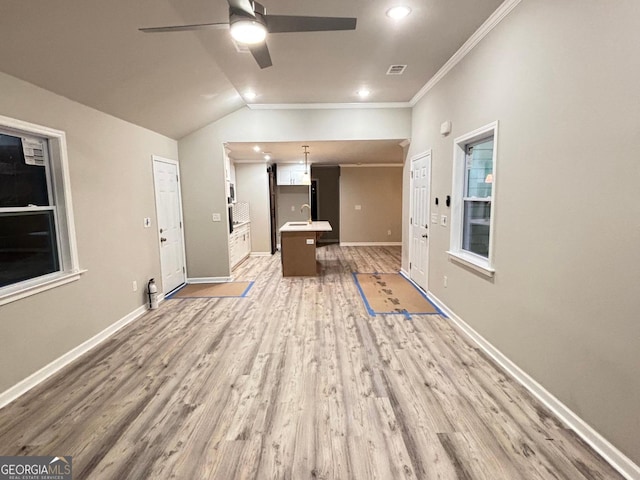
[230,19,267,45]
[357,89,371,98]
[301,146,311,186]
[253,145,261,152]
[386,6,411,19]
[244,90,257,101]
[264,154,271,161]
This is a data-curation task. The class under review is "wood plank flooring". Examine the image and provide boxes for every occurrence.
[0,246,624,479]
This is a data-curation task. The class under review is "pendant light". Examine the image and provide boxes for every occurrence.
[301,145,311,185]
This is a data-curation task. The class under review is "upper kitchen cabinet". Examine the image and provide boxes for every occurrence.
[277,164,308,186]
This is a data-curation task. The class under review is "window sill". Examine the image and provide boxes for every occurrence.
[447,251,495,278]
[0,269,87,307]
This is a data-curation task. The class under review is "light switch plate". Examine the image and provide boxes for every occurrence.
[306,238,315,245]
[143,217,151,228]
[440,215,448,227]
[355,205,362,210]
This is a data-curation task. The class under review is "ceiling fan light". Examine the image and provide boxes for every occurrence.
[386,6,412,19]
[230,20,267,45]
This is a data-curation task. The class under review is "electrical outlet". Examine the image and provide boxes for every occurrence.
[212,213,221,222]
[443,276,448,288]
[431,213,438,224]
[291,205,295,212]
[132,280,138,292]
[355,205,362,210]
[387,229,392,236]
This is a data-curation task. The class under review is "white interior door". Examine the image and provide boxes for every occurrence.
[409,151,431,291]
[153,156,186,294]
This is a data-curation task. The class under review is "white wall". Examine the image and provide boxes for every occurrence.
[405,0,640,465]
[178,107,411,278]
[0,72,178,393]
[235,163,270,253]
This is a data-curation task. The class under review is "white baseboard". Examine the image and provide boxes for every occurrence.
[250,252,272,257]
[339,242,402,247]
[427,292,640,480]
[0,303,150,409]
[187,276,232,284]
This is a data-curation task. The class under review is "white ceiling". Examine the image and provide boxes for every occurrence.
[227,139,406,165]
[0,0,503,140]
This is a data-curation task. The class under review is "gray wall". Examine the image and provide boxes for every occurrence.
[340,166,402,243]
[276,186,310,244]
[0,72,178,393]
[311,166,340,242]
[404,0,640,464]
[235,163,270,254]
[178,107,411,278]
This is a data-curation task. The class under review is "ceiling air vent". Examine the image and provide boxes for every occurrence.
[386,64,407,75]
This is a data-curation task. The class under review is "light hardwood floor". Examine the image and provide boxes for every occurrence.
[0,246,624,479]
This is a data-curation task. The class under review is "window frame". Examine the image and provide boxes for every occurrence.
[448,121,498,277]
[0,115,84,306]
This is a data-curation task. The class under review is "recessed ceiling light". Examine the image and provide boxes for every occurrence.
[253,145,261,152]
[244,91,257,101]
[264,154,271,161]
[386,6,411,19]
[357,89,371,98]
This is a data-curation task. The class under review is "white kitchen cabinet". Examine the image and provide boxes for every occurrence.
[276,164,308,185]
[229,222,251,268]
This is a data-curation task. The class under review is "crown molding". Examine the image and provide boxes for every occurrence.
[247,102,411,110]
[410,0,522,106]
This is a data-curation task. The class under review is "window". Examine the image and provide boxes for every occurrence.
[449,121,498,276]
[0,115,81,305]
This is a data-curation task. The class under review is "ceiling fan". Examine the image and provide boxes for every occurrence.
[139,0,357,69]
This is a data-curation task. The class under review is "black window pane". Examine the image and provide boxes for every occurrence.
[0,211,60,287]
[0,134,49,207]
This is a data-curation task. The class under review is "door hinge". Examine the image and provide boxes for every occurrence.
[411,171,414,179]
[183,266,185,273]
[409,262,412,269]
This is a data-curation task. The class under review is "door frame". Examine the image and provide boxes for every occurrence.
[152,155,187,295]
[408,150,432,292]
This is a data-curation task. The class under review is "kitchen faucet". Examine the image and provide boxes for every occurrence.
[301,204,312,224]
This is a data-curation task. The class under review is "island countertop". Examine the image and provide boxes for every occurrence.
[279,221,332,233]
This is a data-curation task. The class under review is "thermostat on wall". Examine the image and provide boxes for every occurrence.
[440,121,452,136]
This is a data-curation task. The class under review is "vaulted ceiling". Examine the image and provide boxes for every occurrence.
[0,0,503,140]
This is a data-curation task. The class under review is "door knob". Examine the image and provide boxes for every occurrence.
[160,237,167,243]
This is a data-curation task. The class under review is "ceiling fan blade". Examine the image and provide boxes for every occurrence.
[139,23,229,33]
[265,15,356,33]
[227,0,256,17]
[248,42,272,69]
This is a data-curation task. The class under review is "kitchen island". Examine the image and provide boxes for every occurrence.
[279,221,332,276]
